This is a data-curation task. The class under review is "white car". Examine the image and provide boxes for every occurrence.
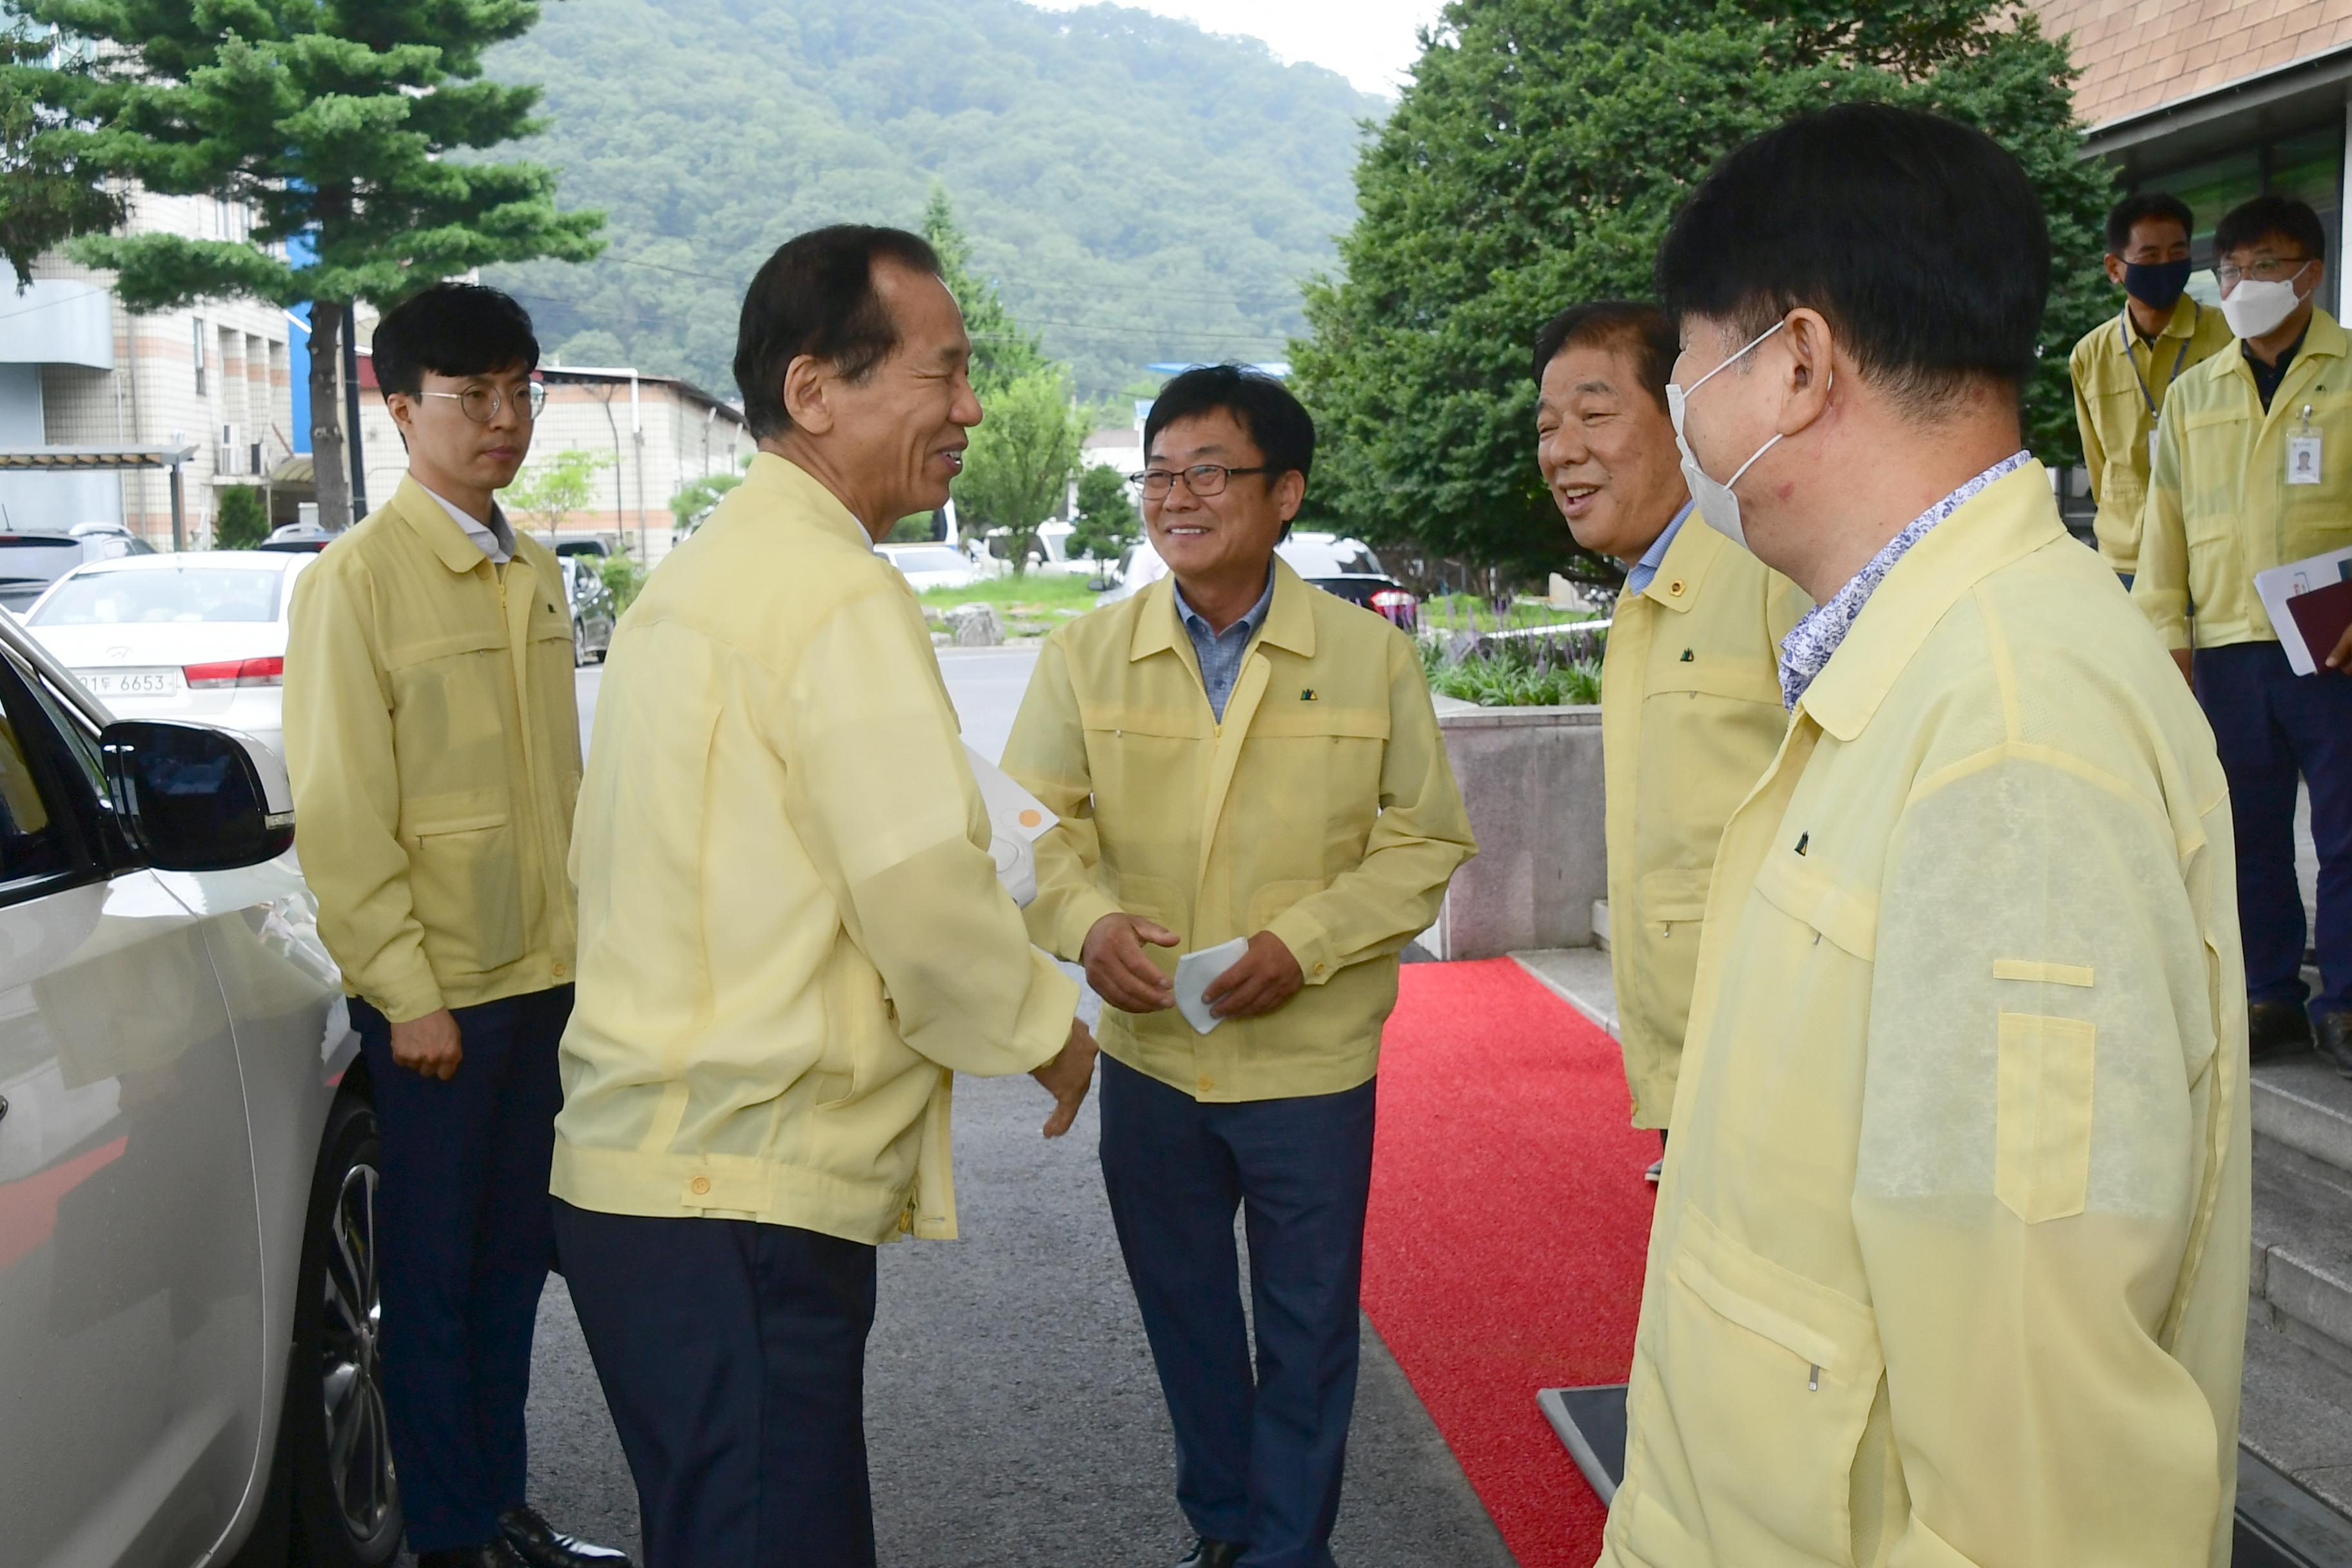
[875,542,985,591]
[21,551,313,760]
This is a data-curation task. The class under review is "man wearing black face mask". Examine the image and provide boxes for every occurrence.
[2068,191,2231,583]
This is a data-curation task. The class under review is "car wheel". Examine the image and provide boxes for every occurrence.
[287,1093,402,1566]
[573,619,589,668]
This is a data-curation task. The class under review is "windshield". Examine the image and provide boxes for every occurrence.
[0,538,85,585]
[888,548,968,573]
[32,567,286,625]
[1277,538,1384,577]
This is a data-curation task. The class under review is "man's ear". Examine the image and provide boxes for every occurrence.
[1778,307,1838,438]
[1273,469,1306,524]
[384,393,416,448]
[2104,253,2128,288]
[781,354,835,436]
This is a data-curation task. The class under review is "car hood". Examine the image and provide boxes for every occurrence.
[29,620,290,668]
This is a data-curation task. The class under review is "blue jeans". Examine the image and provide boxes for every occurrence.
[1099,1054,1378,1568]
[351,985,571,1553]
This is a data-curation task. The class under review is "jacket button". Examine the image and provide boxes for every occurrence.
[1197,1075,1213,1091]
[1667,579,1687,596]
[552,961,569,979]
[690,1176,710,1196]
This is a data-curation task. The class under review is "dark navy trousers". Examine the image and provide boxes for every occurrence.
[2196,642,2352,1017]
[1099,1054,1378,1568]
[551,1202,879,1568]
[351,984,571,1554]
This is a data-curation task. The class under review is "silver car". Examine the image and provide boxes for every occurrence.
[0,614,399,1565]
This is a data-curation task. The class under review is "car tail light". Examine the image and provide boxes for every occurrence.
[184,656,284,689]
[1371,589,1418,628]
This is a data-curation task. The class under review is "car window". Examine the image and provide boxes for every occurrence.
[1277,539,1384,577]
[887,547,967,573]
[0,538,90,587]
[30,567,286,626]
[0,662,87,890]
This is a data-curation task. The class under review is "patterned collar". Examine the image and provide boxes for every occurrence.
[1778,450,2031,710]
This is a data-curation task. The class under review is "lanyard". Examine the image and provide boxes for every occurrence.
[2120,300,2197,420]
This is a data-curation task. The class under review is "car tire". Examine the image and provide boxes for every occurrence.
[286,1093,402,1567]
[573,620,589,668]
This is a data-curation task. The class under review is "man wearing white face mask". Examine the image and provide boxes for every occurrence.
[1602,104,2248,1568]
[2135,193,2352,1074]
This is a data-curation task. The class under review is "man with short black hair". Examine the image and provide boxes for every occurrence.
[2070,191,2231,581]
[551,225,1097,1568]
[284,283,623,1568]
[2136,192,2352,1072]
[1003,364,1475,1568]
[1600,104,2248,1568]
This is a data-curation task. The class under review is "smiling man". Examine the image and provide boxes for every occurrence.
[284,284,621,1568]
[549,226,1097,1568]
[1002,365,1476,1568]
[1533,300,1803,1181]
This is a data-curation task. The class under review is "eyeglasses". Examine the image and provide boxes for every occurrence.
[2216,256,2313,289]
[420,382,547,423]
[1129,464,1271,500]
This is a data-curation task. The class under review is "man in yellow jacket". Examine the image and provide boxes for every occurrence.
[1601,104,2248,1568]
[284,284,623,1568]
[1002,366,1476,1568]
[2069,191,2232,583]
[2135,193,2352,1070]
[1531,300,1803,1181]
[549,226,1096,1568]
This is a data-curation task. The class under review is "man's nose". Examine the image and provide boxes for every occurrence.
[1161,478,1202,513]
[952,380,983,428]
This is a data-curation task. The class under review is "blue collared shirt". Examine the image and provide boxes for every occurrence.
[1778,450,2032,710]
[1173,567,1277,721]
[1625,500,1695,597]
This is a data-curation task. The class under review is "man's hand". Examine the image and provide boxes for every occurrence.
[1206,930,1305,1021]
[2326,621,2352,676]
[2172,647,2194,689]
[1032,1017,1100,1138]
[389,1008,463,1081]
[1082,912,1179,1014]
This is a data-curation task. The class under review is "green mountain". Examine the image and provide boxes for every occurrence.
[482,0,1387,400]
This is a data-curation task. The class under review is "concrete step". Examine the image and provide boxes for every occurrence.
[1511,946,1618,1040]
[2240,1317,2352,1548]
[2253,1156,2352,1380]
[2255,1055,2352,1194]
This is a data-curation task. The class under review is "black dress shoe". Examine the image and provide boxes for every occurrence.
[2318,1012,2352,1079]
[2250,999,2315,1061]
[500,1506,635,1568]
[418,1543,526,1568]
[1176,1540,1246,1568]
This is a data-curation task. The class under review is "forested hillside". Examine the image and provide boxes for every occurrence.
[482,0,1384,398]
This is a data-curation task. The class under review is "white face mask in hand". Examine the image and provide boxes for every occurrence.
[1667,320,1789,553]
[2221,261,2312,341]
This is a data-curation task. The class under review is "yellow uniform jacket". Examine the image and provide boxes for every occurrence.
[2070,299,2231,576]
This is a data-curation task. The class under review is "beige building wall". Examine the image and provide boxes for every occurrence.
[2037,1,2352,128]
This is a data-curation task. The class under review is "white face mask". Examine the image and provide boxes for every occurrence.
[2220,260,2313,341]
[1667,320,1787,553]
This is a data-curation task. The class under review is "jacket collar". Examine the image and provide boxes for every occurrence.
[738,451,877,550]
[1796,460,2060,743]
[1642,506,1730,615]
[2219,306,2347,397]
[2121,296,2210,348]
[1130,554,1317,662]
[391,475,502,575]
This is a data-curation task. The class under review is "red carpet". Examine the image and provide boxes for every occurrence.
[1365,959,1656,1567]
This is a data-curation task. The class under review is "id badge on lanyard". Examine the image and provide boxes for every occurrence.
[2124,309,2191,467]
[2289,402,2324,485]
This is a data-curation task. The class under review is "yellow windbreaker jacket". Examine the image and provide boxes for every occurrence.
[2136,306,2352,650]
[1602,512,1805,1130]
[2070,299,2231,576]
[284,476,582,1023]
[551,456,1077,1245]
[1002,562,1476,1102]
[1602,463,2249,1568]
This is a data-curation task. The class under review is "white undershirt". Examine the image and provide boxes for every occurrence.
[420,483,515,565]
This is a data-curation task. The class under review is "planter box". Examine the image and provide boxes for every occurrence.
[1430,704,1606,960]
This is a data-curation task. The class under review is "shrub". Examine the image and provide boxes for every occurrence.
[213,485,268,549]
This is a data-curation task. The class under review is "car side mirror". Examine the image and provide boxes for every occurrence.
[99,720,295,872]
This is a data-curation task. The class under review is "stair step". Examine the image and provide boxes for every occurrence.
[2255,1057,2352,1186]
[2253,1158,2352,1375]
[2241,1318,2352,1543]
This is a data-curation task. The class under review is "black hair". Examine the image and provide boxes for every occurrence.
[1531,300,1678,413]
[2215,193,2328,262]
[733,224,944,441]
[1655,103,2049,409]
[371,282,539,399]
[2104,191,2195,257]
[1142,364,1315,485]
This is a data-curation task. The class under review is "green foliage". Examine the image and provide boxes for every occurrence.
[1293,0,2115,580]
[923,186,1044,393]
[0,28,124,288]
[504,448,614,542]
[1068,464,1140,562]
[478,0,1381,398]
[887,513,935,543]
[954,366,1084,575]
[1422,634,1605,707]
[669,459,747,535]
[598,551,646,612]
[918,574,1097,613]
[212,485,268,550]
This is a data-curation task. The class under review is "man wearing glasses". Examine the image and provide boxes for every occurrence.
[1002,365,1476,1568]
[2137,195,2352,1072]
[285,283,624,1568]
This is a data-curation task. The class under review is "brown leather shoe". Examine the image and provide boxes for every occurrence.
[2250,999,2314,1061]
[2318,1013,2352,1079]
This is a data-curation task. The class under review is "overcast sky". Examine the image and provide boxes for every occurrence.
[1028,0,1447,95]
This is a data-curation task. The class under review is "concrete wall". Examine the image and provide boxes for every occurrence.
[1433,705,1607,960]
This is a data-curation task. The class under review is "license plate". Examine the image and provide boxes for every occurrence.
[76,667,183,698]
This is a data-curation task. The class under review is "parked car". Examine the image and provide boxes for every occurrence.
[553,538,611,560]
[257,523,335,554]
[0,528,158,613]
[0,611,395,1567]
[562,554,616,665]
[875,542,985,592]
[20,551,314,760]
[1097,531,1420,631]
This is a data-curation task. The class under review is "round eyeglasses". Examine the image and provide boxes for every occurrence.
[420,382,547,423]
[1128,464,1272,500]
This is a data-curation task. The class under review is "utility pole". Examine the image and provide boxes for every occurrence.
[341,302,368,518]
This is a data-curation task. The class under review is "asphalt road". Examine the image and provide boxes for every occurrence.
[497,655,1518,1567]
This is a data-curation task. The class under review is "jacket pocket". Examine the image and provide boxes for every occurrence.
[1636,865,1712,932]
[1638,1205,1883,1566]
[402,795,525,977]
[1994,1010,2096,1223]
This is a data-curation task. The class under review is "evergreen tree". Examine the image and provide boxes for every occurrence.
[954,365,1084,574]
[1292,0,2113,581]
[0,28,124,287]
[921,184,1046,393]
[1068,463,1140,561]
[16,0,603,527]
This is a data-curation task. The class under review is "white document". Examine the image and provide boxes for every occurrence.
[1175,937,1251,1035]
[2253,543,2352,674]
[964,743,1057,907]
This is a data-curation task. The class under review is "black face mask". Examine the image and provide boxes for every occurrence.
[2123,258,2194,311]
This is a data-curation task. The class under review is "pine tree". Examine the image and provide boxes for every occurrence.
[17,0,604,527]
[0,28,124,286]
[921,184,1046,393]
[1292,0,2114,581]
